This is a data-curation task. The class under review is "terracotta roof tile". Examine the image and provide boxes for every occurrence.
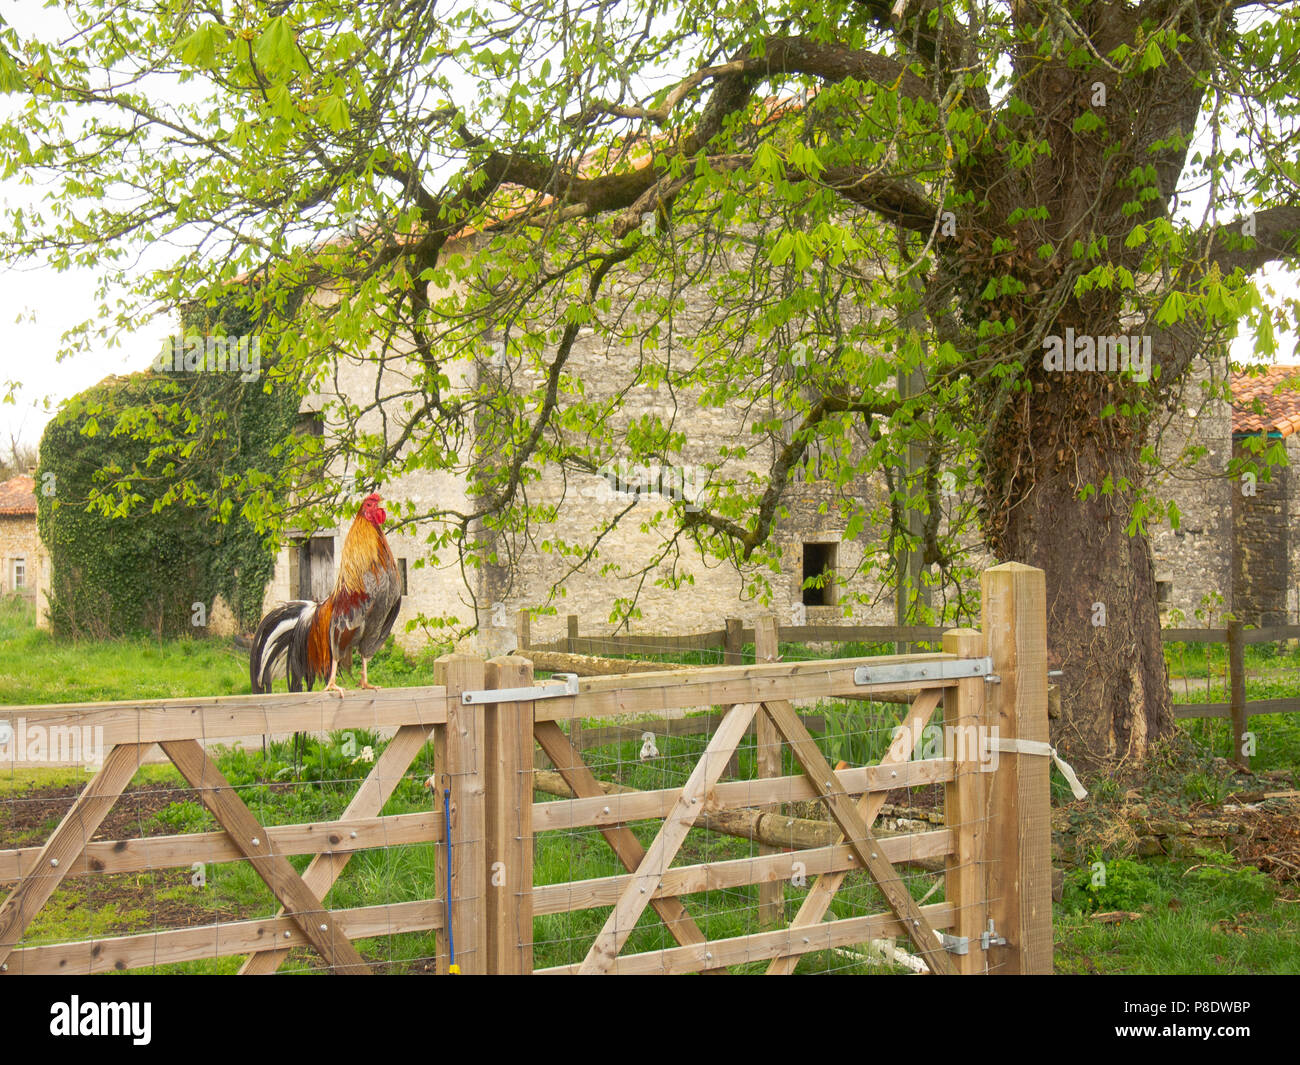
[0,475,37,516]
[1233,365,1300,436]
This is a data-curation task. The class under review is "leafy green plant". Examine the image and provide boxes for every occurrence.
[1068,855,1165,914]
[149,801,216,834]
[36,292,300,640]
[1180,850,1275,907]
[1183,770,1228,807]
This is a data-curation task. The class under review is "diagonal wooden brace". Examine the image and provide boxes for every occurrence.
[761,697,954,975]
[161,739,370,975]
[767,689,943,974]
[534,720,727,974]
[0,743,147,969]
[577,702,759,973]
[238,722,435,974]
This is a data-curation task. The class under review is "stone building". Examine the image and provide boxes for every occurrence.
[1227,365,1300,627]
[0,474,49,621]
[260,235,906,652]
[1144,364,1300,629]
[255,222,1300,650]
[1147,371,1235,627]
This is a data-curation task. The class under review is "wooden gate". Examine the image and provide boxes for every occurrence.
[0,562,1051,975]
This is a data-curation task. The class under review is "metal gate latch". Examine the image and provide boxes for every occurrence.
[981,919,1007,950]
[461,673,579,705]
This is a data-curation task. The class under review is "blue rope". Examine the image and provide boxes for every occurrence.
[443,787,457,972]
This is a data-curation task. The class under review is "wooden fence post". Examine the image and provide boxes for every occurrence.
[566,615,582,752]
[433,653,486,974]
[723,617,743,778]
[484,656,535,974]
[515,608,531,652]
[1228,619,1249,769]
[981,562,1052,975]
[754,616,785,927]
[942,627,987,975]
[723,618,743,664]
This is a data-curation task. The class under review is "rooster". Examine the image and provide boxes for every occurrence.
[250,493,402,697]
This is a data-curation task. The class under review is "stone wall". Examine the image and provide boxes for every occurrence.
[1147,372,1234,626]
[261,303,482,651]
[1289,433,1300,623]
[0,508,52,631]
[253,242,1263,653]
[257,238,955,653]
[1232,434,1291,626]
[0,513,43,605]
[469,306,907,646]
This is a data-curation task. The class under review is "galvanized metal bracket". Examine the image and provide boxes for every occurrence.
[981,919,1007,951]
[461,673,579,705]
[853,657,992,687]
[939,932,969,956]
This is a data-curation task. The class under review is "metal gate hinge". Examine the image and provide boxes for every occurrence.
[462,673,579,705]
[854,657,992,687]
[939,933,969,955]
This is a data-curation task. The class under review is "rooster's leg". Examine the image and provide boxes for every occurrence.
[323,659,346,698]
[359,657,382,691]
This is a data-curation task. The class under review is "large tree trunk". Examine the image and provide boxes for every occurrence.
[983,338,1175,771]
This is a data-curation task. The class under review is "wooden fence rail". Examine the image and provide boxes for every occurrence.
[520,612,1300,773]
[0,563,1052,975]
[1163,619,1300,769]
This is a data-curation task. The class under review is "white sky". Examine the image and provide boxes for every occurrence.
[0,3,1296,456]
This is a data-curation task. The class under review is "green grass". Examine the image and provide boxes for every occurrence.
[0,595,251,705]
[2,596,1297,974]
[1166,644,1300,774]
[1055,849,1300,974]
[1164,637,1300,683]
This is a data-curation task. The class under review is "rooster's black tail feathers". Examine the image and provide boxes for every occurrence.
[249,600,317,694]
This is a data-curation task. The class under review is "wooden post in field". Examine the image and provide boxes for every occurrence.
[1228,619,1249,769]
[484,656,535,974]
[982,562,1051,975]
[723,617,743,778]
[566,614,582,752]
[942,627,987,975]
[433,653,486,974]
[754,616,785,926]
[723,617,743,664]
[519,609,551,769]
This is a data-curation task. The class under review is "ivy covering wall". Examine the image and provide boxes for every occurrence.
[37,296,301,639]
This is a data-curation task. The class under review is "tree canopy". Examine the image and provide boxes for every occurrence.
[3,0,1299,764]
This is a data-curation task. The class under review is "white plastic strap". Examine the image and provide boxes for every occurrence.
[985,737,1088,800]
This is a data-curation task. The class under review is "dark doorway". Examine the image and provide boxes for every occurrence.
[802,541,838,607]
[294,536,335,601]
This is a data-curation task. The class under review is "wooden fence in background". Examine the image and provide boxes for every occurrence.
[1161,620,1300,769]
[0,562,1051,975]
[521,612,1300,772]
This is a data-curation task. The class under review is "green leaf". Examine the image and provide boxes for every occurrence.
[751,141,784,183]
[1124,223,1148,248]
[0,42,24,93]
[317,95,351,132]
[1072,111,1104,134]
[254,16,305,78]
[1155,290,1187,326]
[178,22,225,68]
[1140,40,1165,71]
